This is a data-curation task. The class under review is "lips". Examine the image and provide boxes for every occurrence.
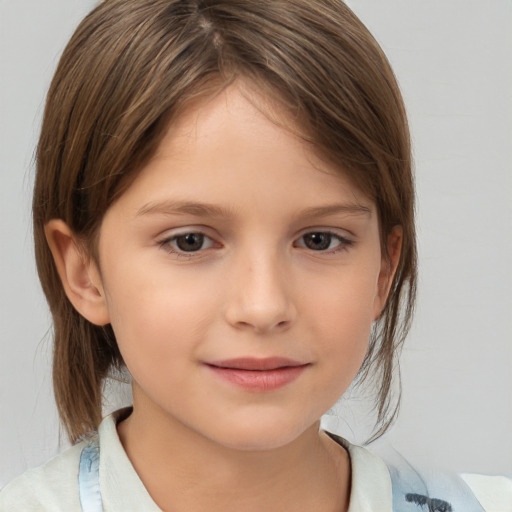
[205,357,309,392]
[207,357,306,371]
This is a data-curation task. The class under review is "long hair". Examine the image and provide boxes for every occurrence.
[33,0,416,443]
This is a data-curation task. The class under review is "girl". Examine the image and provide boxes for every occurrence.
[1,0,510,510]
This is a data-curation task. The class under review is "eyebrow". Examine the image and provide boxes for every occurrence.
[136,200,235,218]
[135,200,372,219]
[299,203,372,218]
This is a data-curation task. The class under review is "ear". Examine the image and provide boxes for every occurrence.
[45,219,110,326]
[374,225,403,319]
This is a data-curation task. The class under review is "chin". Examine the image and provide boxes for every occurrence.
[206,416,318,452]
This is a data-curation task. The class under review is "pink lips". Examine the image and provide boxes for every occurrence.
[205,357,309,392]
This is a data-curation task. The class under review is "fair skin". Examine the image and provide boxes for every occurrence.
[46,83,401,512]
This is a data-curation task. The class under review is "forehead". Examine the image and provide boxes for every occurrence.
[121,83,372,212]
[145,81,370,196]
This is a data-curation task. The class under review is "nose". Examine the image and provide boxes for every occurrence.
[224,249,297,334]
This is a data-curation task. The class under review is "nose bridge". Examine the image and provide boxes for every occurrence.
[225,240,296,333]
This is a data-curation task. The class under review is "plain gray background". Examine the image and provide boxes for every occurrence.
[1,0,511,486]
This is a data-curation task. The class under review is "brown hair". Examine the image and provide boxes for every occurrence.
[33,0,416,443]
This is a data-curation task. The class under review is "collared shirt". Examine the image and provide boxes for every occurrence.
[1,409,510,511]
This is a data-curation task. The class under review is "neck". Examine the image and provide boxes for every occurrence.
[117,396,351,512]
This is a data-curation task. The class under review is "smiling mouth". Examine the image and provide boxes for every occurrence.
[205,357,310,391]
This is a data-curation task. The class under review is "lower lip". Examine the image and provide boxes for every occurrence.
[206,365,308,392]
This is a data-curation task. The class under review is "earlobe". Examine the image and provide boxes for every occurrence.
[374,226,403,319]
[45,219,110,326]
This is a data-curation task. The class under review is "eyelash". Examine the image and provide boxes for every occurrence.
[157,230,354,258]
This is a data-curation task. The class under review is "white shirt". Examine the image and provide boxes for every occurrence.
[1,409,510,511]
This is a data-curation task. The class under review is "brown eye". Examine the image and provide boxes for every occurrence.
[302,232,333,251]
[175,233,205,252]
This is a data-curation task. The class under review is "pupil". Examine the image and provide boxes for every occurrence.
[305,233,331,250]
[177,233,204,252]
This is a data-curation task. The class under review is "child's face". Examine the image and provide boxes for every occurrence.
[88,83,395,450]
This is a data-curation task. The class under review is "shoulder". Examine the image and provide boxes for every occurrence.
[0,440,87,511]
[388,464,511,512]
[461,473,512,511]
[327,432,512,512]
[374,443,512,512]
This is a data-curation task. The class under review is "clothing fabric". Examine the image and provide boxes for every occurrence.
[78,440,102,512]
[1,409,510,511]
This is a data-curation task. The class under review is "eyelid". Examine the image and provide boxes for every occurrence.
[156,224,220,242]
[295,226,355,241]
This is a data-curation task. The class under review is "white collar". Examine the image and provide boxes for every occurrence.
[97,409,393,511]
[329,433,393,512]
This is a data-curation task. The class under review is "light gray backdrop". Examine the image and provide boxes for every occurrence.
[1,0,511,486]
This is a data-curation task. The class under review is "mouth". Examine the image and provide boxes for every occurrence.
[207,357,307,371]
[205,357,310,392]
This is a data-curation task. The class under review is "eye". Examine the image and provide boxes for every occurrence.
[174,233,206,252]
[159,232,215,254]
[297,231,353,252]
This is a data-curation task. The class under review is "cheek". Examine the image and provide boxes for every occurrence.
[102,263,219,374]
[305,266,380,377]
[312,263,380,333]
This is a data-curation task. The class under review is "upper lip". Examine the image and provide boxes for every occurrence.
[206,357,308,371]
